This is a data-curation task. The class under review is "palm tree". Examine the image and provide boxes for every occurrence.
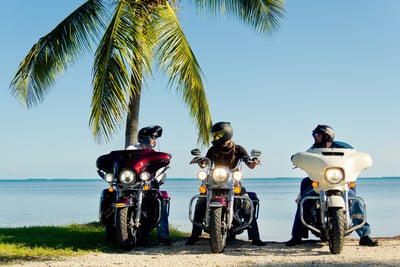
[10,0,284,148]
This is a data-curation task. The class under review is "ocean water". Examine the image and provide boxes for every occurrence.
[0,177,399,242]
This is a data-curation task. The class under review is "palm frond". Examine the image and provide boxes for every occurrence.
[10,0,106,108]
[154,2,212,145]
[90,0,153,143]
[195,0,285,34]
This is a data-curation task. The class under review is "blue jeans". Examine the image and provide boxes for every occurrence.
[291,180,371,239]
[157,198,170,240]
[349,189,371,237]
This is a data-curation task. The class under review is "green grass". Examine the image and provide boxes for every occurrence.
[0,222,187,265]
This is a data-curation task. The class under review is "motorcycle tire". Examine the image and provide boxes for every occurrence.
[210,207,227,253]
[116,207,137,251]
[328,207,345,254]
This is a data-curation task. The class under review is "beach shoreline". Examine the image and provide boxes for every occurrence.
[7,236,400,266]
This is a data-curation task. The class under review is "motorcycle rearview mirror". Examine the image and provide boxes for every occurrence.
[191,148,201,156]
[250,149,262,158]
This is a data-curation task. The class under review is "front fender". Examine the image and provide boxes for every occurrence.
[209,196,227,208]
[115,195,136,208]
[327,195,345,208]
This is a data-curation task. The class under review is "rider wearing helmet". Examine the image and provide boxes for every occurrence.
[297,125,336,193]
[127,125,163,150]
[127,125,171,245]
[286,124,378,247]
[186,122,265,246]
[210,121,233,145]
[206,122,257,169]
[311,125,335,148]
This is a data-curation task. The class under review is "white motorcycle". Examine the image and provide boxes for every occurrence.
[291,141,372,254]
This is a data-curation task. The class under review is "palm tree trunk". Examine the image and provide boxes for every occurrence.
[125,89,141,148]
[125,43,144,148]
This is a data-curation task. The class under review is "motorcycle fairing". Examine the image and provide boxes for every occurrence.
[97,149,171,180]
[292,144,372,186]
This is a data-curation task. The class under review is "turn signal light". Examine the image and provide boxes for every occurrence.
[144,184,150,191]
[234,186,241,194]
[108,186,114,193]
[199,185,207,194]
[312,181,318,188]
[349,182,356,189]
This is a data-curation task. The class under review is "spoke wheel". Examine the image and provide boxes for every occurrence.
[116,207,137,251]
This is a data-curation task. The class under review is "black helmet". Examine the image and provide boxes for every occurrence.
[312,124,335,141]
[211,122,233,146]
[138,125,163,148]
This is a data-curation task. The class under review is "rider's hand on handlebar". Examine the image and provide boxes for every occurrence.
[246,158,260,169]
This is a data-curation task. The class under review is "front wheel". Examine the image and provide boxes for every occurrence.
[210,207,228,253]
[116,207,137,250]
[328,207,345,254]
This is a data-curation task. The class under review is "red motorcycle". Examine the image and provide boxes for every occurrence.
[96,149,171,250]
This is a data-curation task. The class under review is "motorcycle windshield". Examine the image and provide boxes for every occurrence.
[331,141,353,149]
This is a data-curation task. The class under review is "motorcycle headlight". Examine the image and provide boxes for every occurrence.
[140,171,151,181]
[197,170,207,181]
[120,169,136,185]
[212,167,228,183]
[324,168,344,184]
[104,173,114,183]
[233,171,243,181]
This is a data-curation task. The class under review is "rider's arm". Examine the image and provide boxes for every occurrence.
[237,145,259,169]
[205,147,213,160]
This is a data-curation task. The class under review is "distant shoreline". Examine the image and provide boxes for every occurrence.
[1,176,400,181]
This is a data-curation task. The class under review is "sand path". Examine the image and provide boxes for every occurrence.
[7,236,400,266]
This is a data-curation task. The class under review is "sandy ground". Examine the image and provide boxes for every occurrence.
[7,236,400,267]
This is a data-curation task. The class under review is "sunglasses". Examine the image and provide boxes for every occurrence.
[313,132,321,137]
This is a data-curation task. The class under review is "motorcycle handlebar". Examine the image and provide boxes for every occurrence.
[190,156,261,169]
[245,157,261,166]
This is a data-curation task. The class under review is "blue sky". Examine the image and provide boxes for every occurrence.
[1,0,399,179]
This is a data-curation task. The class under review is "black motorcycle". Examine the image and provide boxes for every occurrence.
[188,148,261,253]
[96,149,171,250]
